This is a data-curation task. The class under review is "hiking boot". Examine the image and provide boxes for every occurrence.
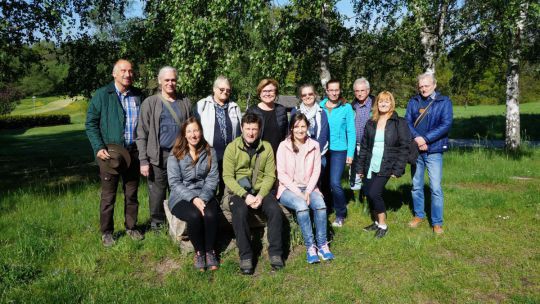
[101,232,115,247]
[150,222,164,232]
[363,222,378,232]
[433,225,444,235]
[194,252,206,271]
[306,245,320,264]
[332,217,345,228]
[317,243,335,261]
[126,229,144,241]
[375,227,388,238]
[408,217,424,228]
[239,259,253,275]
[269,255,284,270]
[206,251,219,271]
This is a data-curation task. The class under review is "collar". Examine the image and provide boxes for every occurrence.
[114,83,131,97]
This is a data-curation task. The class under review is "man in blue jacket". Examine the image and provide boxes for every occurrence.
[405,73,453,234]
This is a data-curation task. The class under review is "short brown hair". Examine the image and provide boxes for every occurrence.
[256,78,279,96]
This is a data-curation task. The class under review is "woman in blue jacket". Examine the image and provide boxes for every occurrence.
[168,117,220,271]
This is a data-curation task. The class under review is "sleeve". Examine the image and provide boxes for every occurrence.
[405,98,421,139]
[305,142,321,194]
[167,154,198,204]
[222,143,248,198]
[346,105,357,158]
[276,142,303,197]
[424,98,453,144]
[356,125,370,176]
[393,119,412,177]
[199,148,219,202]
[318,111,329,154]
[257,145,276,198]
[135,98,151,165]
[85,92,105,156]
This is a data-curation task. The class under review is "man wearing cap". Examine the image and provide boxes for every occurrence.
[136,66,191,230]
[86,59,145,246]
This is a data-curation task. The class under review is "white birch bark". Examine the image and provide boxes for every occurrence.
[319,2,331,88]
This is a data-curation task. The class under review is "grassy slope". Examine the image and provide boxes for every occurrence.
[0,98,539,303]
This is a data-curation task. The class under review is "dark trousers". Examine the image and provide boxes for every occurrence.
[363,173,390,215]
[99,149,140,234]
[229,194,283,260]
[147,150,169,226]
[171,198,218,253]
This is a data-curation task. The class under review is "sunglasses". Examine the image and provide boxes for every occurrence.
[219,88,231,93]
[301,93,315,98]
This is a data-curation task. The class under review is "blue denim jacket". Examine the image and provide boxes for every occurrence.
[405,92,453,153]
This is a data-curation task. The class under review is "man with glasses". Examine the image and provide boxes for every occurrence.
[136,66,192,230]
[405,72,453,234]
[194,75,242,197]
[320,79,356,227]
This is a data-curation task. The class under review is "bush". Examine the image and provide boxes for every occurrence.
[0,85,24,115]
[0,114,71,129]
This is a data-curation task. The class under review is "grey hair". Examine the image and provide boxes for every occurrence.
[353,77,370,89]
[213,75,231,89]
[417,72,437,85]
[158,66,177,83]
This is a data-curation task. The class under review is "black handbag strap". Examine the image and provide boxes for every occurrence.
[414,98,435,128]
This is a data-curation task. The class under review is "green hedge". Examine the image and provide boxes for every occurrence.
[0,114,71,129]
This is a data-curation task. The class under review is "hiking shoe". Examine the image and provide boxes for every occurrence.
[150,222,164,232]
[375,227,388,238]
[350,175,362,191]
[126,229,144,241]
[332,217,345,228]
[306,245,320,264]
[194,252,206,271]
[433,225,444,235]
[206,251,219,271]
[101,232,115,247]
[269,255,284,270]
[408,217,424,228]
[317,243,335,261]
[363,222,378,232]
[239,259,253,275]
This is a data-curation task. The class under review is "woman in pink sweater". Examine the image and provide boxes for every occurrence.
[276,113,334,264]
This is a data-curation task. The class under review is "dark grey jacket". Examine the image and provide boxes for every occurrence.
[167,148,219,211]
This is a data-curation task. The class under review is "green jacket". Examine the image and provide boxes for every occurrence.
[85,82,143,156]
[222,136,276,198]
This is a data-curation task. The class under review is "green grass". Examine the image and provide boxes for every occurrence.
[0,98,539,302]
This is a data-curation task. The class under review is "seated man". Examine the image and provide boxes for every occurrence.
[222,112,284,275]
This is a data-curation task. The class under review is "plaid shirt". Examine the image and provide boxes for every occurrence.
[352,96,372,144]
[116,87,139,146]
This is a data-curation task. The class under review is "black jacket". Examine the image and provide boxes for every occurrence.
[354,112,411,177]
[246,103,288,142]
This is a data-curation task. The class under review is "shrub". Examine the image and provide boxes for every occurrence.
[0,114,71,129]
[0,85,24,115]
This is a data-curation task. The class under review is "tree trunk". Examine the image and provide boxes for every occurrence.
[319,3,331,89]
[505,1,529,151]
[415,0,449,74]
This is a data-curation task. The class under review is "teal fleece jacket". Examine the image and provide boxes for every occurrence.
[320,98,356,158]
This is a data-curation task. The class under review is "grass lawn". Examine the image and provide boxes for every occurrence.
[0,98,539,303]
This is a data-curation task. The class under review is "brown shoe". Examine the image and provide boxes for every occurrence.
[408,217,424,228]
[433,225,444,234]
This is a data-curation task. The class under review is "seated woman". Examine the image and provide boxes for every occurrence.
[276,113,334,264]
[167,117,220,271]
[354,91,411,238]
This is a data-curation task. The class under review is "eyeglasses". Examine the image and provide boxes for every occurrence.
[301,93,315,98]
[262,89,276,94]
[219,88,231,93]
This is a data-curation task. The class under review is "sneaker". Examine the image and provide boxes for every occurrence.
[126,229,144,241]
[317,243,335,261]
[375,227,388,238]
[332,217,344,228]
[239,259,254,275]
[150,222,164,232]
[363,222,378,232]
[306,245,320,264]
[194,252,206,271]
[408,217,424,228]
[206,251,219,271]
[269,255,284,270]
[101,232,115,247]
[350,175,362,191]
[433,225,444,235]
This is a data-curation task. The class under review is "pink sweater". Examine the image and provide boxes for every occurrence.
[276,137,322,199]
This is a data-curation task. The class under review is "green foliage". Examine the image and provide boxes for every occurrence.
[0,114,71,129]
[0,84,23,115]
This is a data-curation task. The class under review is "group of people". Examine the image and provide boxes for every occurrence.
[86,59,453,274]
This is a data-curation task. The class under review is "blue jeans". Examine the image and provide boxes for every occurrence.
[279,189,327,248]
[412,153,444,226]
[328,150,347,218]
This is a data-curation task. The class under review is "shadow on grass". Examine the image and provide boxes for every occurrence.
[450,114,540,141]
[450,146,534,161]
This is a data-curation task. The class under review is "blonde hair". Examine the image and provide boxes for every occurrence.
[371,91,396,121]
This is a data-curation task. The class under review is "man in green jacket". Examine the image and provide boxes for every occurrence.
[86,59,144,247]
[222,113,284,275]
